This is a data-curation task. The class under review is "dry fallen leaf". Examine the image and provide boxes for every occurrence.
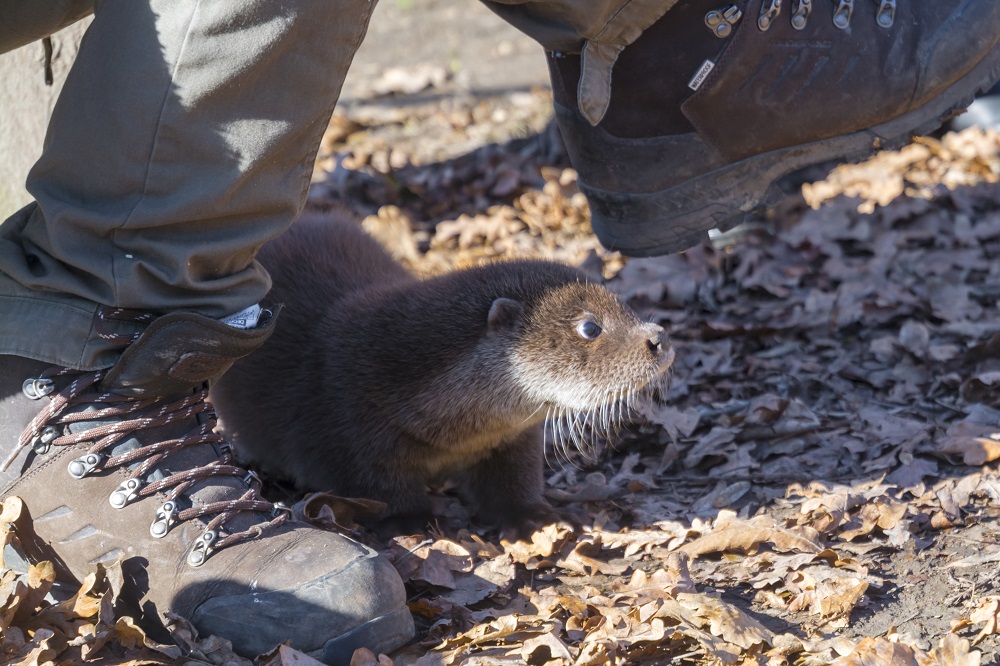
[501,522,575,569]
[784,567,869,620]
[441,555,516,606]
[292,492,388,532]
[391,538,474,589]
[832,636,920,666]
[558,534,629,576]
[937,436,1000,466]
[675,593,775,650]
[924,634,982,666]
[964,596,1000,645]
[349,647,395,666]
[838,497,908,541]
[679,517,823,558]
[518,630,573,663]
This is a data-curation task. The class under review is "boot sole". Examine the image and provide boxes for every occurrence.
[314,605,414,664]
[582,42,1000,257]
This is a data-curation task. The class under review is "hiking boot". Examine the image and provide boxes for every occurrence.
[547,0,1000,256]
[0,307,413,662]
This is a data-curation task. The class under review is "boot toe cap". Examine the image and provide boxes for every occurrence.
[183,526,413,660]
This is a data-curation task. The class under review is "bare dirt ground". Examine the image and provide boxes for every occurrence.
[4,4,1000,666]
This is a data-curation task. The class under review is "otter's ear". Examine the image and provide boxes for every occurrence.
[487,298,523,331]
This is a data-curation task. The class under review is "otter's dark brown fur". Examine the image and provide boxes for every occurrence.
[211,214,672,532]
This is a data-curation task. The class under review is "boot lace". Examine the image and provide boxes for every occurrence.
[3,308,290,566]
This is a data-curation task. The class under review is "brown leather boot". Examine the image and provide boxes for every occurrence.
[547,0,1000,255]
[0,307,413,662]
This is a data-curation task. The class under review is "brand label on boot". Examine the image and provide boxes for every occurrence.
[688,60,716,91]
[221,304,262,330]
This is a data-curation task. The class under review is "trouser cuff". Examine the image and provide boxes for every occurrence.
[0,270,131,370]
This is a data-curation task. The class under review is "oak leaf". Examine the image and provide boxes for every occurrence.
[679,518,822,558]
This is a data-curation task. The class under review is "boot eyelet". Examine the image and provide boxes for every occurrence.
[68,453,104,479]
[272,501,292,519]
[22,378,54,400]
[109,478,143,508]
[876,0,895,28]
[188,529,218,566]
[31,426,58,454]
[243,470,261,488]
[832,0,854,29]
[790,0,811,30]
[757,0,781,31]
[150,501,179,538]
[706,5,742,38]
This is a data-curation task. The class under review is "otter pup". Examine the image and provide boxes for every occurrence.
[211,214,673,532]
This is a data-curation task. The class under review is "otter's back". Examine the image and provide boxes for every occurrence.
[259,214,412,310]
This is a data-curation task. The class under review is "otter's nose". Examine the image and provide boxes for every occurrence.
[644,323,665,354]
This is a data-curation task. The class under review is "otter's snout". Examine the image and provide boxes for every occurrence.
[643,323,666,355]
[643,322,674,375]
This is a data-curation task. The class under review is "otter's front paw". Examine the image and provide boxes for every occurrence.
[487,501,569,538]
[370,511,435,539]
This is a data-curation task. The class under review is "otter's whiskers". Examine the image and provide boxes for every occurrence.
[543,365,671,469]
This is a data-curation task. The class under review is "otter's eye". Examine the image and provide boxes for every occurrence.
[576,320,602,340]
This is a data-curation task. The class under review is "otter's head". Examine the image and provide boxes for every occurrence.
[498,280,674,450]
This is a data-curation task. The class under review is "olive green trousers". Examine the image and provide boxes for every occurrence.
[0,0,666,370]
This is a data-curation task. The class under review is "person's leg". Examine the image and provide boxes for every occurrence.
[0,1,414,660]
[484,0,1000,256]
[0,0,372,368]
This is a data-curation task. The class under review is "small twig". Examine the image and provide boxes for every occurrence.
[939,532,1000,546]
[653,471,867,486]
[894,610,922,628]
[395,537,434,566]
[42,37,53,86]
[652,476,722,486]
